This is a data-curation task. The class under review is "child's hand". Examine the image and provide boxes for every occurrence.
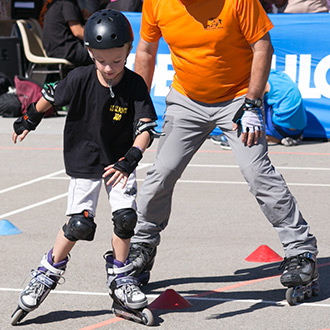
[12,129,29,143]
[12,103,44,144]
[103,164,128,188]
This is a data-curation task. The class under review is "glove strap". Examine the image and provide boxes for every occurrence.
[113,147,143,175]
[13,103,44,135]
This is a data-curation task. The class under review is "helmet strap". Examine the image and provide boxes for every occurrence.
[87,48,94,62]
[108,79,115,98]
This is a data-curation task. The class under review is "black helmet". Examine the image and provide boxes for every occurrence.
[84,9,134,49]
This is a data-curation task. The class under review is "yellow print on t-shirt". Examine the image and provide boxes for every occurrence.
[109,105,128,121]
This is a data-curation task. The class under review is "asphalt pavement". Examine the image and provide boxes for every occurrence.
[0,114,330,330]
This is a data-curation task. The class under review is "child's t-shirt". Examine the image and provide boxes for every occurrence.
[54,65,157,179]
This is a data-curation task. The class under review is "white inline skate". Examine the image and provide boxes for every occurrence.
[104,251,153,326]
[11,249,69,325]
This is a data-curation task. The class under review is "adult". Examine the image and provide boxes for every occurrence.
[264,69,307,146]
[129,0,319,293]
[42,0,92,66]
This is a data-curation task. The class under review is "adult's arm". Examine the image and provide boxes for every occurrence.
[134,38,159,92]
[246,32,274,100]
[68,20,85,40]
[233,32,274,146]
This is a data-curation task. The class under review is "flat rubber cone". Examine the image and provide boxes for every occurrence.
[149,289,192,310]
[245,245,282,263]
[0,220,22,236]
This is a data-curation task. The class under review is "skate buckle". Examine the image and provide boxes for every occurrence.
[301,252,316,262]
[115,276,139,287]
[33,271,55,288]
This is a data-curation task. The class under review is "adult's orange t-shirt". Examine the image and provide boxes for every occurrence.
[140,0,274,103]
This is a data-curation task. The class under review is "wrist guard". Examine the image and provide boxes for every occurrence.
[41,81,58,105]
[113,147,143,175]
[13,103,44,135]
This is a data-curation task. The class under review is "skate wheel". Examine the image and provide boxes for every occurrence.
[286,288,298,306]
[312,281,319,296]
[304,288,312,299]
[141,308,154,326]
[112,308,119,318]
[11,307,28,325]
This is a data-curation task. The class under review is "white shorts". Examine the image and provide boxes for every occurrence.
[66,172,137,218]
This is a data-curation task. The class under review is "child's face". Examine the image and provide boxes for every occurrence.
[89,44,131,83]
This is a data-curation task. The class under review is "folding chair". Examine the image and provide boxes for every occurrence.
[16,19,73,79]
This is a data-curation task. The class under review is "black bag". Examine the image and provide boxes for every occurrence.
[0,76,56,118]
[0,72,13,96]
[15,76,56,118]
[0,93,21,117]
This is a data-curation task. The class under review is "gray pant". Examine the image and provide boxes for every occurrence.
[132,88,318,258]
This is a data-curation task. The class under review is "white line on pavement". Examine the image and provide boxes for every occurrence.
[140,163,330,171]
[173,180,330,187]
[0,193,68,219]
[43,177,330,188]
[2,288,330,308]
[1,163,329,220]
[0,169,66,195]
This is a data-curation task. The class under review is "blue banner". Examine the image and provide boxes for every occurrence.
[125,13,330,139]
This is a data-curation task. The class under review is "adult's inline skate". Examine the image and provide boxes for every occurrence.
[279,252,319,305]
[129,242,157,286]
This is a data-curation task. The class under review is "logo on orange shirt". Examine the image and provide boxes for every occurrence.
[206,18,223,30]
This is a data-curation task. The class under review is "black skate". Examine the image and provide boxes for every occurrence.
[104,251,154,326]
[129,242,157,286]
[11,249,68,325]
[279,252,319,305]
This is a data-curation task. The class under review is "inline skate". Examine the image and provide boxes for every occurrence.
[104,251,153,326]
[129,242,157,286]
[279,252,319,305]
[11,249,69,325]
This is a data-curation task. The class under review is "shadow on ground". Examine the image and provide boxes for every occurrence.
[144,256,330,325]
[15,309,112,326]
[15,257,330,327]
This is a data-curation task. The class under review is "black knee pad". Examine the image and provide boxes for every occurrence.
[112,208,137,239]
[63,211,97,241]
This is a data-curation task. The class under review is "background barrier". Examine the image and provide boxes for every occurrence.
[125,13,330,139]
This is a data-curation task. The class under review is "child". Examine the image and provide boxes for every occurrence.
[264,69,307,146]
[11,9,157,324]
